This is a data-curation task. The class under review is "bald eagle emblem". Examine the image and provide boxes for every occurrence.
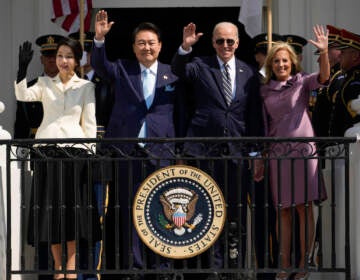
[159,187,203,236]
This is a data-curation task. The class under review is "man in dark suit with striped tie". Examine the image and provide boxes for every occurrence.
[171,22,264,280]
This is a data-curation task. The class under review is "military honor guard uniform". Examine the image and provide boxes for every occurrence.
[311,25,344,137]
[319,68,345,137]
[332,29,360,136]
[321,28,360,276]
[283,34,308,59]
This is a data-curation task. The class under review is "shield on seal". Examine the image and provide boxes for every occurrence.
[173,210,186,228]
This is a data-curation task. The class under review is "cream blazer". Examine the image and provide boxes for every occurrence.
[14,74,96,145]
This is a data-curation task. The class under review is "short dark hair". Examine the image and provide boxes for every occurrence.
[132,22,162,44]
[56,37,83,66]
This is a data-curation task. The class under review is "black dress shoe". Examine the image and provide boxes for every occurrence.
[257,273,277,280]
[205,273,223,280]
[122,275,142,280]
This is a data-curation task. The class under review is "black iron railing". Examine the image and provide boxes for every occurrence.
[0,137,355,280]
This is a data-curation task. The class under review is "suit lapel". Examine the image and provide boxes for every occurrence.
[127,62,144,102]
[210,56,228,107]
[150,63,176,108]
[127,62,175,108]
[156,62,174,88]
[210,57,248,107]
[233,59,246,104]
[52,75,64,93]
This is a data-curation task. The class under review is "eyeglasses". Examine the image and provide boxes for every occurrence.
[215,38,236,46]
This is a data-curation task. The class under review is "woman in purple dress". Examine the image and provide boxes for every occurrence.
[260,25,330,280]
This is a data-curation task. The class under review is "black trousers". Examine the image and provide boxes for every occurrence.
[188,158,248,269]
[103,149,172,279]
[252,181,278,280]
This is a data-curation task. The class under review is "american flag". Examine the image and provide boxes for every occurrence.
[51,0,93,32]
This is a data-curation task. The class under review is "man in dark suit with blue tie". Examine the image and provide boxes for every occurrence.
[91,10,185,280]
[171,22,264,280]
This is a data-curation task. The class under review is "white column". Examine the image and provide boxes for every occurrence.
[0,102,11,280]
[345,126,360,280]
[0,101,27,280]
[348,141,360,280]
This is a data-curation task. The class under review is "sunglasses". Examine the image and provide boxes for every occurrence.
[215,38,236,46]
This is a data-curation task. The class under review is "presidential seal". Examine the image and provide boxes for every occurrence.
[133,165,226,259]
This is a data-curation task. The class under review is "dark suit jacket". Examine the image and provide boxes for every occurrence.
[91,43,186,158]
[91,72,114,131]
[171,53,263,155]
[14,78,43,139]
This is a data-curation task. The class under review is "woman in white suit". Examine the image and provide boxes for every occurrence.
[15,37,99,280]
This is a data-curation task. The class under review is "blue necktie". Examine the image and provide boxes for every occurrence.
[138,69,154,141]
[143,69,154,109]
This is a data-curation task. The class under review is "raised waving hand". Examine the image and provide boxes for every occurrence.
[181,23,204,51]
[308,24,329,52]
[94,10,115,41]
[17,41,33,83]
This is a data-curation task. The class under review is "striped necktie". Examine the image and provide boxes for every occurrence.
[222,63,232,106]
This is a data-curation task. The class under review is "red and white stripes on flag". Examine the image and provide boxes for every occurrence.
[51,0,93,32]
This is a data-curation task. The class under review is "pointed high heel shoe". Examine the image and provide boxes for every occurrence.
[275,271,291,280]
[294,272,310,280]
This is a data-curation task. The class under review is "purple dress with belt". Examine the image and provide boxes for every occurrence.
[261,72,327,208]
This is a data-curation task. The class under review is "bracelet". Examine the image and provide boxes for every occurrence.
[319,48,328,55]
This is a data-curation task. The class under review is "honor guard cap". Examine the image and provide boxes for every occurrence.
[283,34,308,55]
[327,25,342,47]
[314,25,342,54]
[35,34,64,56]
[252,33,284,55]
[336,29,360,51]
[69,31,95,53]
